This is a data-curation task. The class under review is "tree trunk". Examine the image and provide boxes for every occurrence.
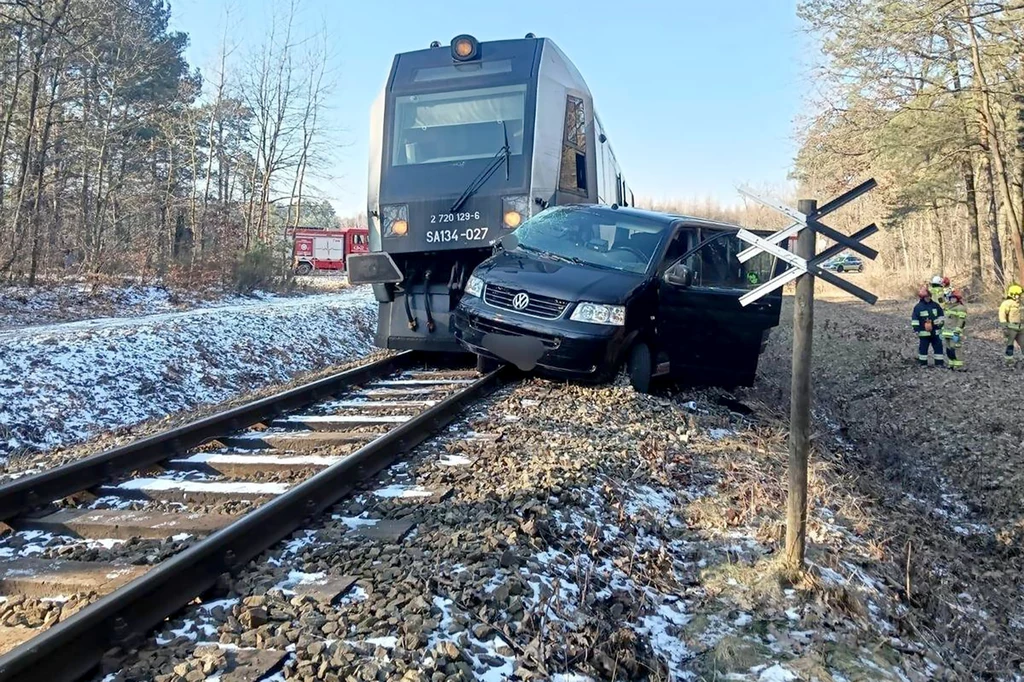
[944,33,984,290]
[964,4,1024,282]
[0,24,27,226]
[930,202,945,275]
[29,69,61,285]
[2,26,44,275]
[961,160,983,290]
[980,152,1004,285]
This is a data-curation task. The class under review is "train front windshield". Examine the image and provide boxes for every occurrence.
[391,85,526,166]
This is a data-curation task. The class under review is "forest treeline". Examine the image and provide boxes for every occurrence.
[0,0,337,286]
[794,0,1024,293]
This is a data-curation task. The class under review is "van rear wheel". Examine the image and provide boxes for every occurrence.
[628,342,653,393]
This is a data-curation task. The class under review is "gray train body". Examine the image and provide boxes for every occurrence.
[360,34,633,352]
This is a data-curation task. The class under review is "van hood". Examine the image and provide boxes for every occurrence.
[473,249,645,304]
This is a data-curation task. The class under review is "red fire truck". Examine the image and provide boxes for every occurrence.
[289,226,369,275]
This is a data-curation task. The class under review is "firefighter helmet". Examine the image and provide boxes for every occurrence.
[930,275,943,286]
[918,286,930,299]
[942,276,950,287]
[949,289,963,302]
[1008,284,1023,299]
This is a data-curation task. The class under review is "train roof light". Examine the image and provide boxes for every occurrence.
[451,34,479,61]
[430,40,441,48]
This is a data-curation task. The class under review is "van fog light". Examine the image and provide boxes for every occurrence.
[570,302,625,326]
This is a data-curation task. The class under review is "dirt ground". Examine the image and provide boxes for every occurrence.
[747,291,1024,678]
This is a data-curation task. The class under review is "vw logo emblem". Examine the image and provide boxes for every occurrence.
[511,292,530,310]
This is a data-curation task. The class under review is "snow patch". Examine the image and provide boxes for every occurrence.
[373,485,433,499]
[438,454,472,466]
[0,287,376,459]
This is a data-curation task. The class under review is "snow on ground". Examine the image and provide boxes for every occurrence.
[0,276,353,331]
[0,286,377,459]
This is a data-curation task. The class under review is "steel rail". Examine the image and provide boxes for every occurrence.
[0,352,416,521]
[0,364,507,682]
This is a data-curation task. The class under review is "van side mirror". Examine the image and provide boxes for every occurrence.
[665,263,692,287]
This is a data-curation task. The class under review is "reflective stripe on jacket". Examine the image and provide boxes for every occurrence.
[912,299,945,337]
[942,304,966,340]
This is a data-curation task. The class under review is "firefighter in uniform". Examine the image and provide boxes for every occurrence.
[912,286,945,367]
[929,275,946,309]
[942,290,967,370]
[999,283,1023,364]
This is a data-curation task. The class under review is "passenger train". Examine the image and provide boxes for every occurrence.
[348,33,633,354]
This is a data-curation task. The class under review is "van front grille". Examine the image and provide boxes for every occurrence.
[483,284,569,319]
[468,316,560,349]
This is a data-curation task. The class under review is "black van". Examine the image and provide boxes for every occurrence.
[452,204,783,391]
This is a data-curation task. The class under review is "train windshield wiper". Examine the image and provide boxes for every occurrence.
[449,120,511,214]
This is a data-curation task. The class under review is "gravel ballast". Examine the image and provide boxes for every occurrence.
[96,371,947,682]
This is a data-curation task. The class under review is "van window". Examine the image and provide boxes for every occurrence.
[681,231,776,289]
[663,228,696,263]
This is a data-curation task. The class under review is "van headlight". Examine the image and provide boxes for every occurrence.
[570,302,625,326]
[464,275,484,298]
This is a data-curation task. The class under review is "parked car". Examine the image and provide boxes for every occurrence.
[452,205,785,392]
[822,254,863,273]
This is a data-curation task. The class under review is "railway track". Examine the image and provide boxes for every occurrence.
[0,351,505,682]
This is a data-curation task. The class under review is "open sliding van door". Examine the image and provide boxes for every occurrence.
[657,227,783,386]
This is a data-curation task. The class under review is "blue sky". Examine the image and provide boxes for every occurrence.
[170,0,808,216]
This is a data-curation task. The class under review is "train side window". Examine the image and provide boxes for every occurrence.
[558,95,587,195]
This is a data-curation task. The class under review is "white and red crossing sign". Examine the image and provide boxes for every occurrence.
[734,179,880,307]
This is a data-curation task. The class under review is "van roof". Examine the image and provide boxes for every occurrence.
[557,204,741,231]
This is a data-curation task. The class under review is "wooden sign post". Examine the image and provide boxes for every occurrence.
[735,182,878,569]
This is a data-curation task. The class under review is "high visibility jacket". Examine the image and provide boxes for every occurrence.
[999,298,1021,330]
[929,285,946,308]
[942,303,966,339]
[912,299,945,337]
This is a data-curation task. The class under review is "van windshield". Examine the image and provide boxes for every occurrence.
[512,207,672,275]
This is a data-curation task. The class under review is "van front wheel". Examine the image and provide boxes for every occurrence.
[628,342,653,393]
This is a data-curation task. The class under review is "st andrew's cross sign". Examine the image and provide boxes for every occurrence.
[735,179,880,307]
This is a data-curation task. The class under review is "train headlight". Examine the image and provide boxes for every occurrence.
[502,195,529,229]
[570,302,625,326]
[451,35,479,61]
[383,204,409,237]
[464,275,484,298]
